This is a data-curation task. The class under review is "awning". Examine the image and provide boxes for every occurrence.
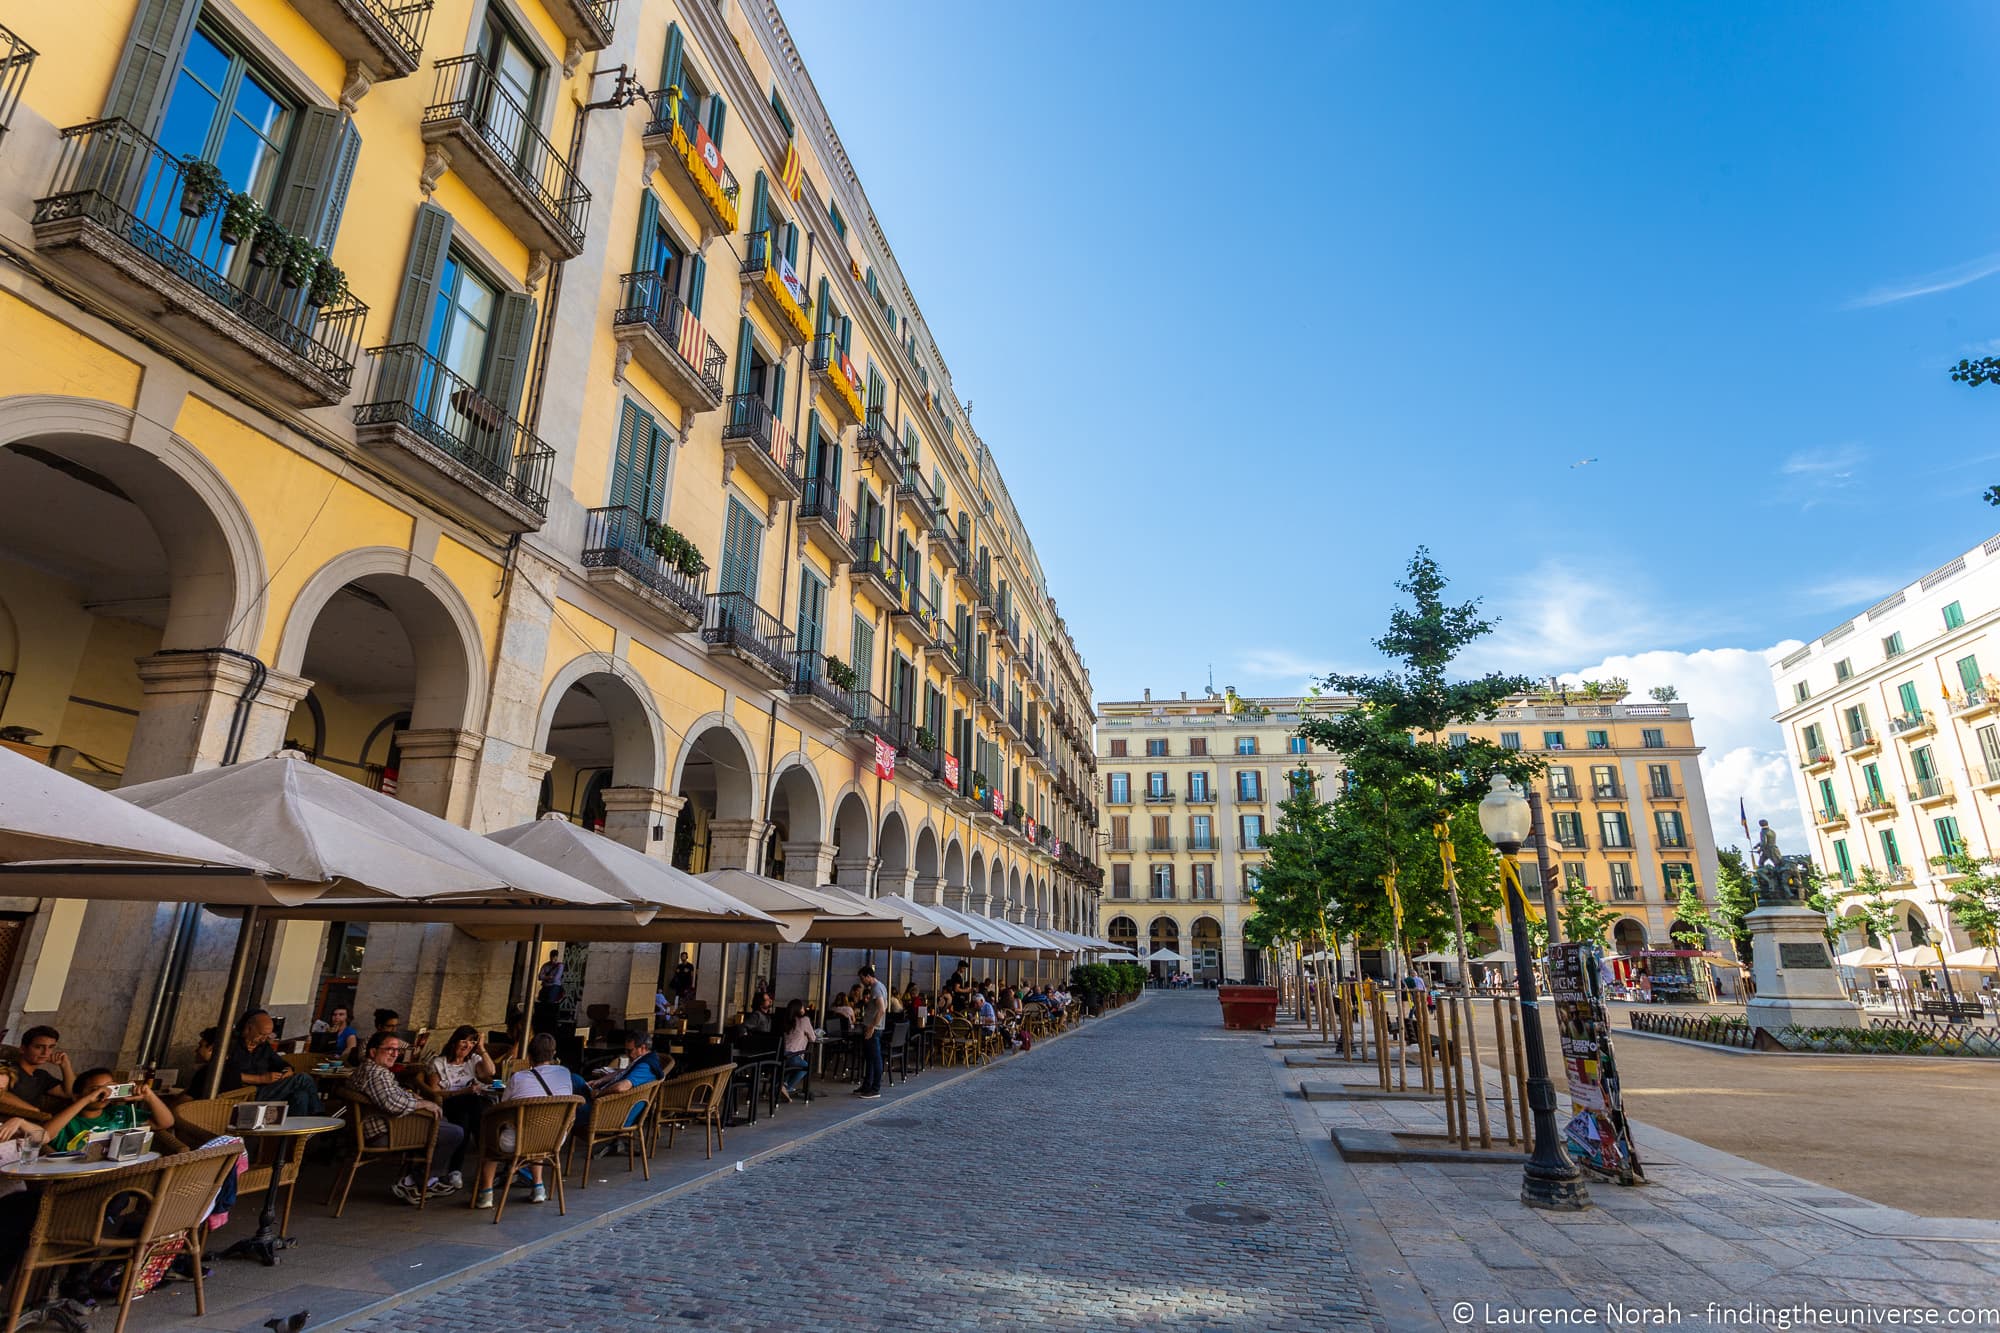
[1144,947,1186,964]
[1835,946,1896,968]
[1944,946,2000,970]
[699,868,912,946]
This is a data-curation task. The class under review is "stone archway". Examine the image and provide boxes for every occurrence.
[1006,866,1023,922]
[830,785,874,889]
[1190,915,1222,981]
[768,755,827,885]
[1612,918,1648,955]
[535,658,668,852]
[966,849,987,915]
[1107,915,1138,955]
[876,807,912,897]
[936,836,965,909]
[1149,916,1180,977]
[671,715,762,872]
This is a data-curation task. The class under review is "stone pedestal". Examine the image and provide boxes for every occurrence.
[1744,906,1864,1033]
[911,874,943,906]
[834,855,877,892]
[599,787,684,859]
[875,865,916,900]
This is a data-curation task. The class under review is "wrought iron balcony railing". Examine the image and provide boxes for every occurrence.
[31,120,368,401]
[424,55,588,253]
[580,505,706,619]
[0,22,36,145]
[641,87,740,231]
[798,476,856,549]
[614,272,725,397]
[722,393,804,490]
[701,591,792,678]
[789,649,857,719]
[356,343,553,513]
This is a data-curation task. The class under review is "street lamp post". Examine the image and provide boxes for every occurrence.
[1478,774,1590,1211]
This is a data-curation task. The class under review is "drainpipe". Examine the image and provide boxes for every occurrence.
[763,226,814,875]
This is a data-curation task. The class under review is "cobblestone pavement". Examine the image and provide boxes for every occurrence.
[347,994,1378,1333]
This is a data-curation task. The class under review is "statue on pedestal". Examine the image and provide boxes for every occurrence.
[1750,821,1812,905]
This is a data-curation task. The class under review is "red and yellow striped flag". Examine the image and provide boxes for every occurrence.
[779,140,803,201]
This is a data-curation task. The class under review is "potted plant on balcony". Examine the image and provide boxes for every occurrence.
[249,214,286,268]
[824,656,858,692]
[915,726,939,753]
[644,522,706,579]
[276,234,320,289]
[178,157,226,220]
[219,190,263,246]
[306,257,348,309]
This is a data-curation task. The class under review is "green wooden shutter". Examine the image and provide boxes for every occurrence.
[783,221,798,267]
[750,171,769,244]
[609,399,648,512]
[1898,682,1919,716]
[268,110,362,251]
[633,186,659,276]
[839,315,852,357]
[732,318,754,395]
[829,440,842,494]
[718,497,762,600]
[814,277,830,338]
[707,93,727,143]
[485,292,537,420]
[660,21,684,94]
[1959,655,1982,693]
[645,418,670,523]
[803,409,821,479]
[770,362,786,420]
[102,0,200,129]
[389,205,454,346]
[797,571,825,654]
[852,614,874,696]
[687,254,706,318]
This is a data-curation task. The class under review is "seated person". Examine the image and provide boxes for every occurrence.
[741,993,774,1035]
[420,1026,496,1189]
[351,1030,458,1206]
[347,1009,401,1066]
[655,989,674,1024]
[179,1027,222,1104]
[10,1026,73,1111]
[588,1030,669,1138]
[0,1065,41,1122]
[476,1034,579,1209]
[220,1010,323,1114]
[312,1006,360,1060]
[44,1068,175,1153]
[778,1000,813,1102]
[829,988,858,1027]
[972,989,999,1032]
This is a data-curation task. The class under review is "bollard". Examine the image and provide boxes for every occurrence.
[1416,998,1435,1095]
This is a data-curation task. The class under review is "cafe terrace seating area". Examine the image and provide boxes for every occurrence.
[0,746,1113,1330]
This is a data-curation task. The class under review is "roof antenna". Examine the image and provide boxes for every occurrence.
[1205,665,1216,697]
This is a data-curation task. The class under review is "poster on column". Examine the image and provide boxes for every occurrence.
[1545,941,1644,1185]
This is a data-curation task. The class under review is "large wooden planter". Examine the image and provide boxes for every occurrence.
[1218,985,1280,1031]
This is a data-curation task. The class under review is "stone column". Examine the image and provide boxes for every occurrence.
[875,865,917,900]
[707,818,770,872]
[392,728,481,822]
[834,854,878,892]
[124,653,312,784]
[911,874,943,906]
[600,788,685,859]
[964,885,989,917]
[1007,904,1026,925]
[781,840,837,888]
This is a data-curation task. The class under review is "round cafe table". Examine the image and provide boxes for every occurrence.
[0,1150,161,1180]
[218,1115,343,1267]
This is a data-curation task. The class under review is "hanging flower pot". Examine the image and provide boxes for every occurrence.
[249,216,285,268]
[219,191,263,247]
[278,236,320,290]
[306,259,346,309]
[178,158,226,220]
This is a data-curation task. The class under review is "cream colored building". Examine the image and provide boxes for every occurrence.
[1092,690,1344,983]
[0,0,1100,1068]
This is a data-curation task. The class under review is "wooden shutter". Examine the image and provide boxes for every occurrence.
[389,204,454,346]
[814,277,830,338]
[633,186,659,276]
[750,171,769,241]
[687,254,706,317]
[797,570,825,654]
[660,21,684,93]
[770,361,786,420]
[732,318,754,395]
[644,417,670,522]
[102,0,200,129]
[852,615,874,695]
[706,93,727,143]
[269,110,362,251]
[485,291,538,421]
[608,399,648,512]
[718,497,762,599]
[803,409,821,479]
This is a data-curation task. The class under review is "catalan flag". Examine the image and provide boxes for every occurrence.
[779,139,803,201]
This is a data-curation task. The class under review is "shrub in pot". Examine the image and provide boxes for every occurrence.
[179,158,226,219]
[219,191,263,246]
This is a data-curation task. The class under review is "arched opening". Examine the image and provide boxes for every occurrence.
[1612,918,1648,955]
[1107,915,1138,955]
[1148,916,1180,979]
[913,825,940,885]
[1006,867,1023,921]
[831,788,873,888]
[0,428,255,785]
[765,760,825,883]
[1903,908,1931,949]
[671,720,758,872]
[876,808,910,895]
[941,837,965,902]
[968,849,987,911]
[1191,916,1222,982]
[536,667,663,833]
[1668,918,1702,949]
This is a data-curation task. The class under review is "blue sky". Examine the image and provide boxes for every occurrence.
[782,2,2000,846]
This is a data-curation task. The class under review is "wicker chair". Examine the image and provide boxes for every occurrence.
[171,1092,304,1234]
[565,1081,661,1188]
[324,1084,440,1216]
[3,1141,241,1333]
[651,1064,734,1159]
[474,1095,578,1223]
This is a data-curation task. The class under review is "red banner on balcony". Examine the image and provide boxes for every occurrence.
[673,303,707,370]
[992,788,1005,819]
[873,735,897,781]
[1052,838,1064,859]
[1026,816,1038,842]
[943,754,959,791]
[694,123,725,183]
[839,352,859,389]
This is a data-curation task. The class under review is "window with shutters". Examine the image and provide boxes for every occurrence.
[1189,736,1207,757]
[1109,739,1127,757]
[795,568,826,655]
[607,398,671,524]
[1107,773,1129,804]
[1236,770,1261,801]
[1600,812,1632,849]
[716,496,763,600]
[850,614,874,698]
[1149,864,1174,899]
[1111,864,1131,898]
[1239,813,1264,849]
[1609,862,1635,899]
[1654,810,1686,848]
[157,25,293,227]
[1145,738,1167,757]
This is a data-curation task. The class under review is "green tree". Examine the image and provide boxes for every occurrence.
[1687,845,1761,960]
[1850,869,1914,989]
[1933,848,2000,972]
[1558,879,1618,946]
[1949,356,2000,505]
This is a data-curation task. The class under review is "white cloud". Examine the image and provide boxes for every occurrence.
[1802,573,1894,611]
[1847,250,2000,308]
[1556,644,1808,856]
[1476,564,1683,672]
[1778,442,1867,510]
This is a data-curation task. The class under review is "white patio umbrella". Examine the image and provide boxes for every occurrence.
[1144,947,1186,965]
[1835,946,1895,968]
[0,745,284,903]
[1412,951,1455,965]
[1472,948,1517,966]
[1100,950,1141,962]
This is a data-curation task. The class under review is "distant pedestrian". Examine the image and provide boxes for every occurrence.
[856,964,887,1099]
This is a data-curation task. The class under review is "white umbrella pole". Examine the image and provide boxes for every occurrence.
[718,944,731,1028]
[204,905,260,1099]
[520,923,545,1047]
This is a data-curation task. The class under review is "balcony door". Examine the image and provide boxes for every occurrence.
[716,496,763,601]
[155,25,291,267]
[477,11,542,168]
[795,568,825,657]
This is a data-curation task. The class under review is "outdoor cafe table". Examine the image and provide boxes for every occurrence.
[218,1114,343,1266]
[0,1150,162,1180]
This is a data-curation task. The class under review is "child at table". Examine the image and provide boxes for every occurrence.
[46,1069,175,1153]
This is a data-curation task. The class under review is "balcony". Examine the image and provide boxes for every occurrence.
[1953,686,1999,721]
[1656,833,1689,850]
[740,231,812,345]
[930,514,967,571]
[787,650,858,728]
[721,394,804,499]
[850,540,906,610]
[1546,784,1580,802]
[1841,727,1880,758]
[1814,806,1848,831]
[1555,832,1589,850]
[292,0,430,82]
[975,579,998,627]
[996,701,1022,743]
[1188,835,1221,853]
[810,334,865,427]
[1592,784,1625,802]
[1600,836,1634,852]
[353,344,552,532]
[700,592,792,685]
[1889,710,1936,742]
[1909,777,1955,808]
[32,121,367,408]
[612,273,725,413]
[1857,795,1897,821]
[579,505,706,633]
[1238,834,1269,852]
[856,409,899,471]
[640,88,739,236]
[923,632,959,673]
[995,611,1021,656]
[976,682,1002,727]
[798,477,855,563]
[1235,788,1266,805]
[546,0,615,52]
[1147,837,1177,853]
[0,24,34,148]
[895,466,939,528]
[1185,786,1217,805]
[1143,788,1175,805]
[1107,838,1133,853]
[422,56,588,259]
[1978,760,2000,794]
[1801,747,1835,773]
[892,586,941,647]
[1886,864,1915,885]
[1648,782,1681,800]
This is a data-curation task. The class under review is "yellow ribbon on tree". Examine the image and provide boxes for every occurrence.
[1433,821,1456,877]
[1382,867,1404,932]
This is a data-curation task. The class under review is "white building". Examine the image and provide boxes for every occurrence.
[1769,533,2000,973]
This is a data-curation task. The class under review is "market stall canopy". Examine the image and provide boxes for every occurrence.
[815,886,972,950]
[116,754,629,915]
[699,868,911,946]
[0,745,292,904]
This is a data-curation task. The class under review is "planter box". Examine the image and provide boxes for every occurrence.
[1218,984,1280,1031]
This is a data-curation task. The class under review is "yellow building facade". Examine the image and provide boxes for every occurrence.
[0,0,1100,1066]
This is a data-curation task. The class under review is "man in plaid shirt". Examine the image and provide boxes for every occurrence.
[352,1030,462,1204]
